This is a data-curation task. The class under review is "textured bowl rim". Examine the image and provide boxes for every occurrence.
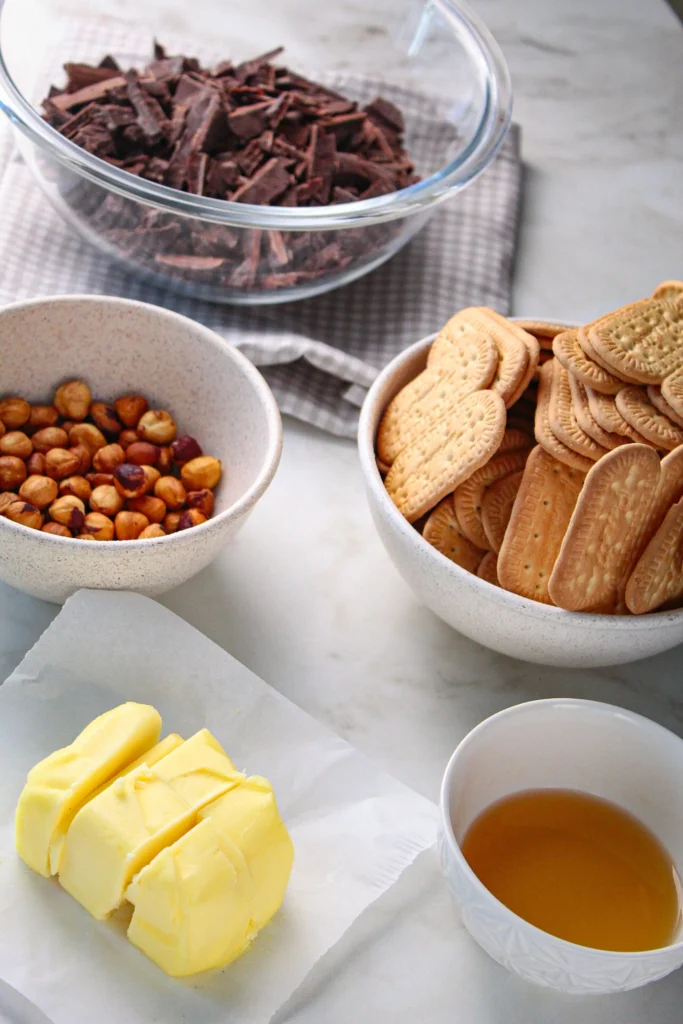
[0,0,512,229]
[357,326,683,630]
[0,294,283,550]
[438,697,683,960]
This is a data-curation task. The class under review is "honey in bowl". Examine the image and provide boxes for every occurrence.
[461,788,682,952]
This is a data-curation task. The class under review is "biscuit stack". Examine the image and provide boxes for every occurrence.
[376,280,683,615]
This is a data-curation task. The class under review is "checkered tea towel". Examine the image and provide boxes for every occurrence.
[0,16,522,438]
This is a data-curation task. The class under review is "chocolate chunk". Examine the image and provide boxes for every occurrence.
[227,100,272,140]
[365,97,405,133]
[47,75,127,112]
[124,70,169,144]
[232,157,292,204]
[155,254,225,272]
[64,63,122,93]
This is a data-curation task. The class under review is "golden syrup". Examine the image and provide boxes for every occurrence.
[461,788,681,951]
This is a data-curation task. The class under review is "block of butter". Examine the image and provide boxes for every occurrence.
[58,730,244,920]
[15,702,162,877]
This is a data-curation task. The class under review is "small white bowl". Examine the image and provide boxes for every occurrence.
[357,331,683,667]
[439,699,683,994]
[0,295,282,603]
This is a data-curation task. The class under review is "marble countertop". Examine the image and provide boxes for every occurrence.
[1,0,683,1021]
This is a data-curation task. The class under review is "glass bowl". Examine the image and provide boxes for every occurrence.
[0,0,511,305]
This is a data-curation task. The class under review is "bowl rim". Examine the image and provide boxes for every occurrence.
[438,697,683,960]
[357,325,683,629]
[0,0,512,230]
[0,293,283,550]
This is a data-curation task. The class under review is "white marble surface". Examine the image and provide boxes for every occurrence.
[1,0,683,1021]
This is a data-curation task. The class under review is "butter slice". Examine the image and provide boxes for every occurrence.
[58,730,243,919]
[15,702,162,877]
[199,775,294,930]
[127,818,255,977]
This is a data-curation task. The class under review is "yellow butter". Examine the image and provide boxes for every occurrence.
[200,775,294,930]
[15,702,162,877]
[127,818,255,977]
[58,730,243,919]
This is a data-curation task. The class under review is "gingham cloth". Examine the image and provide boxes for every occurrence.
[0,17,522,438]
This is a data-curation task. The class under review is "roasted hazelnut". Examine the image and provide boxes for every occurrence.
[171,435,202,464]
[69,443,91,474]
[0,430,32,459]
[29,405,59,431]
[113,463,147,500]
[0,456,27,490]
[49,494,85,529]
[114,394,148,428]
[82,511,115,541]
[185,488,215,518]
[42,522,71,538]
[157,445,173,473]
[126,441,160,466]
[126,495,166,523]
[0,421,4,439]
[19,475,59,509]
[86,472,114,488]
[177,509,208,531]
[119,429,139,449]
[59,475,92,502]
[142,465,161,492]
[69,422,107,455]
[137,409,177,444]
[114,510,149,540]
[0,491,18,515]
[5,500,43,530]
[138,523,166,539]
[181,456,222,491]
[27,452,46,475]
[92,443,125,474]
[45,447,82,481]
[53,380,91,421]
[32,426,68,454]
[0,397,31,429]
[154,475,186,511]
[90,402,121,437]
[77,533,97,541]
[89,484,124,517]
[61,420,76,435]
[163,511,182,534]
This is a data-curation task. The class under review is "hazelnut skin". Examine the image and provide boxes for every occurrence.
[29,405,59,431]
[119,429,139,449]
[177,509,208,531]
[113,463,147,500]
[138,523,166,539]
[45,448,82,481]
[137,410,177,445]
[154,476,186,511]
[59,476,92,502]
[0,397,31,429]
[42,522,71,538]
[90,402,121,436]
[19,475,59,510]
[69,422,107,455]
[171,435,202,464]
[89,484,124,517]
[5,500,43,530]
[49,495,85,529]
[92,443,125,474]
[114,510,149,540]
[126,495,166,523]
[27,452,46,475]
[82,512,115,541]
[32,426,68,453]
[181,456,222,491]
[126,441,160,466]
[69,443,92,474]
[0,456,27,490]
[185,488,215,518]
[142,465,160,492]
[114,394,148,428]
[0,431,32,459]
[163,511,182,534]
[53,380,91,421]
[0,491,18,515]
[86,472,114,488]
[157,446,173,473]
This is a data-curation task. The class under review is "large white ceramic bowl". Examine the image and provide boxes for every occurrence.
[357,331,683,667]
[0,295,282,603]
[438,699,683,994]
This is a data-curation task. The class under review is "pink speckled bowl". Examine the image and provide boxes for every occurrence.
[0,295,282,603]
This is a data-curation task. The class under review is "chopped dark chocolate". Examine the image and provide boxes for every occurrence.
[232,157,292,204]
